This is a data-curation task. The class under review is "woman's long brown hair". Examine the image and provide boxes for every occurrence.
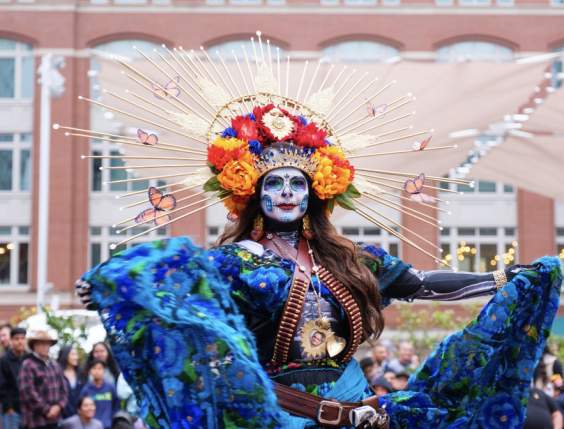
[218,178,385,340]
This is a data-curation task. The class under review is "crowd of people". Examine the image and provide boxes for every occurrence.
[3,319,564,429]
[360,340,564,429]
[0,323,145,429]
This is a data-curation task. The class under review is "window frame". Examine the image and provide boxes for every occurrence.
[0,132,32,193]
[0,225,30,289]
[0,39,34,101]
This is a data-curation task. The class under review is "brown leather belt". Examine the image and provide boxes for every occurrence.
[274,382,389,428]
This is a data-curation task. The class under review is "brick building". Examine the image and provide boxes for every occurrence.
[0,0,563,320]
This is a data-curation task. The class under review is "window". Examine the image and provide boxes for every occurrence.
[207,40,285,62]
[0,133,32,192]
[496,0,514,6]
[479,227,497,236]
[503,184,514,193]
[458,0,490,5]
[342,227,360,235]
[479,243,497,271]
[457,227,476,236]
[477,181,496,193]
[0,226,29,287]
[322,41,399,63]
[456,241,477,272]
[436,0,454,5]
[0,39,33,99]
[343,0,376,5]
[436,41,514,63]
[552,0,564,5]
[89,225,167,268]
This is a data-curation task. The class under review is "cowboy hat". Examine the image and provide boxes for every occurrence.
[27,330,57,348]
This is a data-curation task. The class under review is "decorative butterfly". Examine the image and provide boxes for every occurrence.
[404,173,425,194]
[152,76,181,99]
[137,128,158,146]
[366,102,388,118]
[135,187,177,226]
[412,136,432,151]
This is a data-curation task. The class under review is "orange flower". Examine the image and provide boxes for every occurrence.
[224,195,250,217]
[311,147,354,200]
[217,156,259,196]
[207,137,248,171]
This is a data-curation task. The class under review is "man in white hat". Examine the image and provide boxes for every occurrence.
[18,331,68,429]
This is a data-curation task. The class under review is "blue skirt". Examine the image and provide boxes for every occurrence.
[82,237,562,429]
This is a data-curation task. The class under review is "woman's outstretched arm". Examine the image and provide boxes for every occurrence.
[385,265,529,301]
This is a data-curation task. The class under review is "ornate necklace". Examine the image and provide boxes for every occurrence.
[269,233,347,360]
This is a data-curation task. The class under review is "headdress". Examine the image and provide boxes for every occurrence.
[55,31,471,263]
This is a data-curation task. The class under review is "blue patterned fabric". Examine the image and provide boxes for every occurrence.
[81,237,562,429]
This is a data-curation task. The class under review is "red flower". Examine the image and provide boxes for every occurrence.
[253,104,298,143]
[294,122,327,149]
[232,116,259,141]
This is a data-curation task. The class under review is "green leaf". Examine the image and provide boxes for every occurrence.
[180,359,197,383]
[196,278,214,299]
[203,176,221,192]
[217,188,232,199]
[345,183,361,199]
[326,198,335,213]
[335,193,356,211]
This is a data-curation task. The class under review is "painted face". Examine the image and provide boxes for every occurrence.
[260,167,309,224]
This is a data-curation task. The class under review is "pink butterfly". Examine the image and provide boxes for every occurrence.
[366,102,388,118]
[135,187,177,226]
[404,173,425,195]
[152,76,180,99]
[412,136,432,151]
[137,129,158,146]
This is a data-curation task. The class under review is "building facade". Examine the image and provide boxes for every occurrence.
[0,0,563,320]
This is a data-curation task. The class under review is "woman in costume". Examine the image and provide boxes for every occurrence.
[64,34,562,429]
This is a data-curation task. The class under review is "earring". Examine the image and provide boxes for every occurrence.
[251,214,264,241]
[302,214,314,240]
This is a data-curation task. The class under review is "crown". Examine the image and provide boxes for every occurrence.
[56,31,473,265]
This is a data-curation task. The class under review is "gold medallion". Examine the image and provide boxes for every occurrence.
[300,317,347,359]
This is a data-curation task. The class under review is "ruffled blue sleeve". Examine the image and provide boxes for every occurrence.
[361,244,411,307]
[80,237,283,429]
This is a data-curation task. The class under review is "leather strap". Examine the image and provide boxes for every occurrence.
[260,235,313,365]
[274,382,389,428]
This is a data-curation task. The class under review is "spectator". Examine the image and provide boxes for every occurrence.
[371,343,390,373]
[359,357,375,380]
[18,330,68,429]
[58,345,85,419]
[85,343,120,387]
[392,372,410,391]
[0,327,27,429]
[80,360,119,429]
[116,374,142,418]
[0,323,12,357]
[523,387,563,429]
[387,341,419,374]
[371,376,394,396]
[111,411,145,429]
[60,396,103,429]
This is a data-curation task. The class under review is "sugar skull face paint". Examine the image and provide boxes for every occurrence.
[260,167,309,224]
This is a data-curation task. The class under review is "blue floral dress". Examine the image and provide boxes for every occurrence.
[80,237,562,429]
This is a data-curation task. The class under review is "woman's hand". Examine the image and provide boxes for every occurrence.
[74,279,97,310]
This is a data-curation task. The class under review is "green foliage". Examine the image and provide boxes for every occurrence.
[391,302,481,358]
[548,336,564,363]
[42,306,89,355]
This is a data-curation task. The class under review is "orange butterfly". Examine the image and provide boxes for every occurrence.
[137,129,158,146]
[367,102,388,118]
[412,136,432,151]
[135,187,177,226]
[404,173,425,195]
[152,76,181,99]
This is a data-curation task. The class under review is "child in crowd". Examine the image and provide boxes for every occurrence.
[80,360,119,429]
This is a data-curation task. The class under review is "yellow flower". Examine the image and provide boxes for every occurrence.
[217,157,259,196]
[311,149,354,200]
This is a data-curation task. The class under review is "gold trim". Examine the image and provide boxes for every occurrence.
[493,270,508,289]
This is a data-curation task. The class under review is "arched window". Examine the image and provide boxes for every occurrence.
[322,40,399,63]
[0,38,33,99]
[436,41,514,63]
[207,39,285,62]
